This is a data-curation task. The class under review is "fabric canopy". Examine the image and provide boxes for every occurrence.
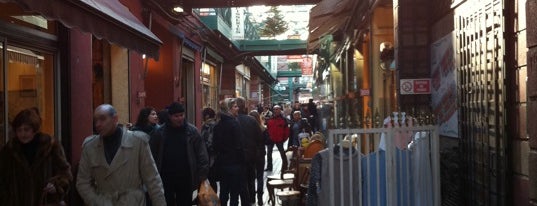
[307,0,356,51]
[2,0,162,59]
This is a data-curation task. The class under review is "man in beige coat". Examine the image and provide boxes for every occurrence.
[77,104,166,206]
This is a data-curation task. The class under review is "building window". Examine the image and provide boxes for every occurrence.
[0,45,55,145]
[1,3,58,147]
[201,63,218,110]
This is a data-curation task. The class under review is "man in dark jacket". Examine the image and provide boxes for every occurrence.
[290,110,311,148]
[149,102,209,206]
[213,98,249,206]
[235,97,264,205]
[307,99,318,132]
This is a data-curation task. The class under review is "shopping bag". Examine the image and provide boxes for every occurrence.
[198,180,220,206]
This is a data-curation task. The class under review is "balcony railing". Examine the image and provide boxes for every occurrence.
[243,13,259,40]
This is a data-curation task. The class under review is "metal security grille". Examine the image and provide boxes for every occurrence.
[455,0,507,205]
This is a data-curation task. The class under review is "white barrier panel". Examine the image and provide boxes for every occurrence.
[321,125,440,206]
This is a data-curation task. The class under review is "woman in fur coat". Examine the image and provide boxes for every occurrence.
[0,108,72,205]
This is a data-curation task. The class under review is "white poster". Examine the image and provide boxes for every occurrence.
[431,33,458,138]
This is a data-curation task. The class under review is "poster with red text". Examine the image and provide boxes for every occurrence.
[431,32,458,138]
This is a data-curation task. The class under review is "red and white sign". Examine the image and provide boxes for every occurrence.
[301,57,313,75]
[400,79,431,95]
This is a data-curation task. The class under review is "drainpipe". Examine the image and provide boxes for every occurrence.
[368,24,374,119]
[143,11,152,80]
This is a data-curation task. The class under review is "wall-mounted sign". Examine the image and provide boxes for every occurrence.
[431,32,458,137]
[400,79,431,95]
[137,91,146,98]
[360,89,370,96]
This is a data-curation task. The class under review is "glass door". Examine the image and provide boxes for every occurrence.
[6,45,55,137]
[0,38,5,147]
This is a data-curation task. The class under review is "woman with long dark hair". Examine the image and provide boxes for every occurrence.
[132,107,159,135]
[248,110,267,205]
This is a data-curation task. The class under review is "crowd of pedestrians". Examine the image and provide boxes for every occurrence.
[0,97,320,206]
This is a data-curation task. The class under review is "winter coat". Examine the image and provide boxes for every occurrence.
[150,122,209,191]
[76,128,166,206]
[213,113,244,166]
[0,133,72,206]
[237,114,264,163]
[131,124,158,136]
[201,118,217,167]
[267,115,290,144]
[291,118,312,140]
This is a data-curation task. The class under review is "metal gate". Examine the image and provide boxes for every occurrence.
[455,0,507,205]
[324,116,440,206]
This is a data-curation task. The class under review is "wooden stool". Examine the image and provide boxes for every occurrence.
[267,179,294,206]
[276,190,301,206]
[267,173,294,181]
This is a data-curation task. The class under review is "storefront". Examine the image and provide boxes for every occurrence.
[0,0,161,164]
[0,26,57,147]
[0,2,62,149]
[201,62,220,111]
[235,64,251,98]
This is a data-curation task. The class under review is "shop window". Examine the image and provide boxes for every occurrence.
[201,63,218,111]
[235,72,243,97]
[1,45,55,143]
[0,41,4,146]
[1,3,58,146]
[92,38,130,124]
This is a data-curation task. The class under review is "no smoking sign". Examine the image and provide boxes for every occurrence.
[400,79,431,95]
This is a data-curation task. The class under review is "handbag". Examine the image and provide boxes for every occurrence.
[198,180,220,206]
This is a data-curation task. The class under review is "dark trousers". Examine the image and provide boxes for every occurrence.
[247,164,256,204]
[266,142,288,171]
[289,135,300,148]
[162,174,192,206]
[309,116,318,132]
[247,157,266,204]
[255,157,265,204]
[220,164,249,206]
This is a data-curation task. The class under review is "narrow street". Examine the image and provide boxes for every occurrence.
[0,0,536,205]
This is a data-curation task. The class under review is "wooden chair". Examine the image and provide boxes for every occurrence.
[267,146,301,206]
[268,178,294,206]
[298,167,310,205]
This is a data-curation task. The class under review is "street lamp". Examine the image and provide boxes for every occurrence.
[379,42,397,116]
[173,6,184,13]
[379,42,394,71]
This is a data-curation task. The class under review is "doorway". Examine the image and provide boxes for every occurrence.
[181,59,195,124]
